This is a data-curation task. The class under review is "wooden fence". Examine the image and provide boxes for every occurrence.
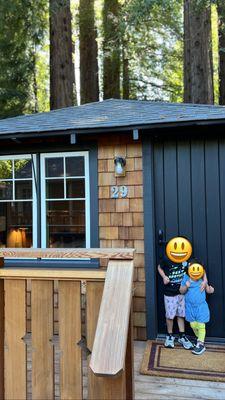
[0,248,134,400]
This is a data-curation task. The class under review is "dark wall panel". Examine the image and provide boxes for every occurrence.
[153,141,165,247]
[190,140,207,262]
[219,139,225,333]
[153,136,225,338]
[205,140,224,337]
[177,139,192,239]
[163,141,178,238]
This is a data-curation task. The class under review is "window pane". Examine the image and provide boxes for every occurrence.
[66,157,84,177]
[46,179,64,199]
[46,158,64,177]
[0,160,12,179]
[46,200,85,248]
[15,180,32,200]
[66,179,85,198]
[0,181,13,200]
[0,202,32,248]
[15,159,32,178]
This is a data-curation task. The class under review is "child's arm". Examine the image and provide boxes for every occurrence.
[200,272,208,292]
[157,264,170,285]
[180,280,190,294]
[205,284,214,294]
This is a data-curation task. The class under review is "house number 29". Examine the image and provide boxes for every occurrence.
[111,186,128,199]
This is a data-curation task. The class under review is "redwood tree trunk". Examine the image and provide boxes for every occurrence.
[50,0,75,110]
[217,1,225,105]
[183,0,214,104]
[103,0,120,99]
[79,0,99,104]
[122,41,130,99]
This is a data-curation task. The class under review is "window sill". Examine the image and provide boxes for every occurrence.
[4,259,99,269]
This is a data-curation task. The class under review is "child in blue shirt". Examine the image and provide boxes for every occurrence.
[180,260,214,355]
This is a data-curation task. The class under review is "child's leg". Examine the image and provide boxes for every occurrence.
[166,318,174,335]
[177,316,193,349]
[164,296,176,348]
[190,321,199,338]
[191,323,206,355]
[196,322,206,343]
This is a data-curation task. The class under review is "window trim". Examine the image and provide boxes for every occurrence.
[40,151,90,249]
[0,154,38,248]
[0,141,99,268]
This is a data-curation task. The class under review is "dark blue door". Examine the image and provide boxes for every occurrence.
[153,135,225,339]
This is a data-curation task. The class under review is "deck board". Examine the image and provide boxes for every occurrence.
[134,341,225,400]
[26,340,225,399]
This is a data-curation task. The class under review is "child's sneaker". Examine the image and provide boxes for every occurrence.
[192,343,206,355]
[178,335,194,349]
[164,335,175,348]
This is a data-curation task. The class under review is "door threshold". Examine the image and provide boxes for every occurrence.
[157,333,225,344]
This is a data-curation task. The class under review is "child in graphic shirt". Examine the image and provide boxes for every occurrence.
[180,260,214,355]
[158,236,207,349]
[158,255,193,349]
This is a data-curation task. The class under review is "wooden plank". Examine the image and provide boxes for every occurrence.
[87,281,126,400]
[0,268,106,281]
[32,280,54,400]
[58,281,82,400]
[125,311,134,400]
[0,247,135,260]
[5,279,26,400]
[0,280,4,399]
[86,281,104,400]
[90,260,134,376]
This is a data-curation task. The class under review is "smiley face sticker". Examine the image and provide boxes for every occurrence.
[166,236,192,264]
[188,263,204,281]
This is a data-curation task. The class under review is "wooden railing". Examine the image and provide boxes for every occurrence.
[0,248,135,400]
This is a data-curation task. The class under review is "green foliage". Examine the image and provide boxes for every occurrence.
[0,0,48,119]
[119,0,184,101]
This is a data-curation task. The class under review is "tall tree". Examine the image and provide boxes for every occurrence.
[183,0,214,104]
[103,0,121,99]
[50,0,75,109]
[217,1,225,104]
[118,0,183,101]
[0,0,47,118]
[122,41,130,99]
[79,0,99,104]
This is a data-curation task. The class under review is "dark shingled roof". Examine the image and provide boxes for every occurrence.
[1,99,225,137]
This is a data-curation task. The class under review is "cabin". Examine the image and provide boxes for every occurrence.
[0,99,225,399]
[0,99,225,400]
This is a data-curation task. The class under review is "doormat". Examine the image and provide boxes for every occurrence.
[140,340,225,382]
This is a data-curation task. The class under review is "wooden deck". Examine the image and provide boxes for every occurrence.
[26,339,225,399]
[134,341,225,400]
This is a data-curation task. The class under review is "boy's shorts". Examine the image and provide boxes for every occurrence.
[164,294,185,319]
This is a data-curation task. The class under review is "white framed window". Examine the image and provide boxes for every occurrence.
[40,152,90,249]
[0,154,37,248]
[0,152,91,252]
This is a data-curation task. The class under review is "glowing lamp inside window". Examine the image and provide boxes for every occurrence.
[114,157,126,177]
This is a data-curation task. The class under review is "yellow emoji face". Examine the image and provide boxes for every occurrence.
[188,263,204,281]
[166,237,192,263]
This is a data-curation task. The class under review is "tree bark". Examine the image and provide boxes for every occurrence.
[50,0,75,110]
[217,1,225,105]
[79,0,99,104]
[183,0,214,104]
[122,41,129,99]
[103,0,121,99]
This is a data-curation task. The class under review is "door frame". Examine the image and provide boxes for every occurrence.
[142,137,158,339]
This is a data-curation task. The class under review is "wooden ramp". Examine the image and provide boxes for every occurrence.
[0,248,134,400]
